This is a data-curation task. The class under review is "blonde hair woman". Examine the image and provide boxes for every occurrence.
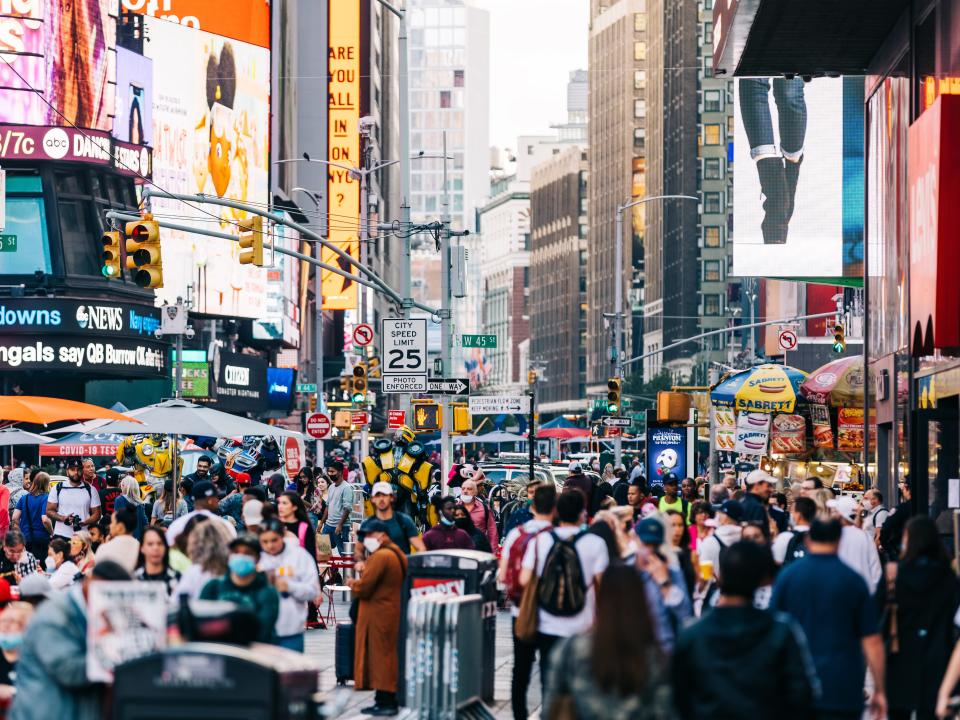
[68,530,94,576]
[114,475,147,540]
[171,519,230,599]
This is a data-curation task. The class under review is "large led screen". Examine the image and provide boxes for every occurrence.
[144,16,270,318]
[732,76,864,279]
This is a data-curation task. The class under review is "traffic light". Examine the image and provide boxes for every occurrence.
[368,356,381,379]
[100,231,121,278]
[606,377,622,414]
[124,216,163,289]
[527,368,537,386]
[832,324,846,354]
[339,376,350,398]
[351,362,367,403]
[412,401,441,431]
[238,216,265,267]
[308,395,317,412]
[452,402,470,434]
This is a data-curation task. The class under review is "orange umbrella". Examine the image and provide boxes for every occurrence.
[0,396,140,425]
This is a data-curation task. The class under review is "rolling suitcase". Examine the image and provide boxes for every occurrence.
[334,622,355,685]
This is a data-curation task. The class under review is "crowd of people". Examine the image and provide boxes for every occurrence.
[0,453,957,720]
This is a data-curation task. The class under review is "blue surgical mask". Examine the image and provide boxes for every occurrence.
[228,553,257,577]
[440,516,455,527]
[0,634,22,652]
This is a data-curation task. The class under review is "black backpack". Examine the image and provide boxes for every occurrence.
[713,531,730,567]
[537,531,588,616]
[783,531,807,566]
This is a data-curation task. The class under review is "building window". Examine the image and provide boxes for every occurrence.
[0,174,51,275]
[634,13,646,32]
[453,69,464,87]
[704,294,721,315]
[704,157,722,179]
[704,192,722,214]
[704,260,721,282]
[634,70,646,90]
[634,99,646,118]
[634,127,645,149]
[704,89,722,112]
[440,90,451,108]
[704,226,722,247]
[634,41,646,61]
[704,124,722,145]
[703,22,713,45]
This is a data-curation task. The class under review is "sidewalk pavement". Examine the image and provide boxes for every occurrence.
[305,599,542,719]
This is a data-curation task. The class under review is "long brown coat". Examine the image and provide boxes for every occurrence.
[351,540,408,692]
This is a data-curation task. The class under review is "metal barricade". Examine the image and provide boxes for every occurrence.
[403,593,494,720]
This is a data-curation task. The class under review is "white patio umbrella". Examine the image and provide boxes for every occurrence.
[0,427,53,446]
[58,399,303,440]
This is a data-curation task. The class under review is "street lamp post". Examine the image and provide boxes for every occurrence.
[613,194,699,466]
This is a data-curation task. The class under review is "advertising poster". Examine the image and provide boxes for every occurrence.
[646,424,692,486]
[733,77,864,279]
[770,414,805,454]
[811,403,834,448]
[253,225,301,346]
[144,16,270,318]
[734,412,770,456]
[712,407,736,452]
[114,47,153,146]
[87,581,166,682]
[120,0,270,48]
[0,0,116,131]
[837,407,867,452]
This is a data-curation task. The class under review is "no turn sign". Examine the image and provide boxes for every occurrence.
[778,330,798,351]
[353,323,374,347]
[305,413,332,439]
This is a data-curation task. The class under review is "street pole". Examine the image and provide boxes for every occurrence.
[708,366,719,486]
[359,139,370,461]
[528,379,536,485]
[440,131,453,482]
[174,330,183,399]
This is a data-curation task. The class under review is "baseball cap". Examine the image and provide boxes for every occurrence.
[827,496,858,522]
[65,458,81,469]
[568,461,583,473]
[718,500,745,523]
[371,481,394,496]
[191,480,217,500]
[635,517,665,545]
[18,573,51,601]
[358,518,390,538]
[745,469,774,486]
[242,500,264,527]
[662,473,679,485]
[105,467,122,485]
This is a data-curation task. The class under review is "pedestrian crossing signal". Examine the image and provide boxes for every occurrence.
[607,378,621,414]
[412,401,441,431]
[832,324,845,354]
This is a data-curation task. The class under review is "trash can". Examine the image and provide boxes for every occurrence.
[112,642,321,719]
[399,549,498,704]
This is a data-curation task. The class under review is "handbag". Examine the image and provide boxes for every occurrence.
[515,534,539,642]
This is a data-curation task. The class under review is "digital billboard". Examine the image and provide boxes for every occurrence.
[144,16,270,318]
[0,0,117,131]
[120,0,270,48]
[732,77,864,280]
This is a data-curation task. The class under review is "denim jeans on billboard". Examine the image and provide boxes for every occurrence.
[739,77,807,159]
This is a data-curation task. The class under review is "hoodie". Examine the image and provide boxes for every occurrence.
[696,524,741,578]
[671,604,818,720]
[257,537,320,638]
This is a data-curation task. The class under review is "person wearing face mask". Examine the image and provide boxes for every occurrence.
[347,519,408,717]
[320,461,352,553]
[423,497,474,551]
[0,601,32,694]
[45,539,80,591]
[199,535,279,644]
[453,505,491,552]
[257,519,320,652]
[9,560,131,720]
[859,489,888,547]
[458,478,498,550]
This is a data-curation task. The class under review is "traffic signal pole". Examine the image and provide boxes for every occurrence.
[440,132,453,482]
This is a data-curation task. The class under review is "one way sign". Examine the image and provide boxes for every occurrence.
[601,416,632,428]
[428,378,470,395]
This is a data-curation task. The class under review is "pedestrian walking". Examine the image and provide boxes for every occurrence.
[0,531,40,586]
[883,516,960,720]
[320,461,352,553]
[520,491,609,688]
[257,518,320,652]
[172,519,229,599]
[657,475,690,519]
[366,482,424,554]
[45,459,101,541]
[860,489,888,546]
[741,470,773,537]
[543,564,674,720]
[423,497,474,550]
[696,500,744,583]
[114,476,147,540]
[499,484,555,720]
[97,468,122,518]
[772,496,816,566]
[828,495,882,593]
[665,510,697,596]
[348,518,408,716]
[672,540,817,720]
[165,480,237,545]
[772,518,887,720]
[199,535,280,644]
[277,491,317,560]
[12,472,51,563]
[453,504,491,552]
[689,500,713,553]
[458,478,498,550]
[44,539,80,591]
[879,480,913,561]
[634,516,693,647]
[134,526,180,597]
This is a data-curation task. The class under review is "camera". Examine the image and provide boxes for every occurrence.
[70,515,82,532]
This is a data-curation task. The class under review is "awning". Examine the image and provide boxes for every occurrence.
[713,0,908,77]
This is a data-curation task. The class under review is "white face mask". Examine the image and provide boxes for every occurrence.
[363,537,381,554]
[460,492,474,503]
[45,556,57,572]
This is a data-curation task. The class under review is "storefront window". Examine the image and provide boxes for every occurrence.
[0,175,51,276]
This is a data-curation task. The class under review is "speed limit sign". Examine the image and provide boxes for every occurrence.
[380,318,427,393]
[778,330,798,351]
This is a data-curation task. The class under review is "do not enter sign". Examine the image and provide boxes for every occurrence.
[305,413,332,439]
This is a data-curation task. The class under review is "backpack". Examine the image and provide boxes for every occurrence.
[504,525,546,605]
[713,531,730,567]
[537,531,588,617]
[783,530,807,566]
